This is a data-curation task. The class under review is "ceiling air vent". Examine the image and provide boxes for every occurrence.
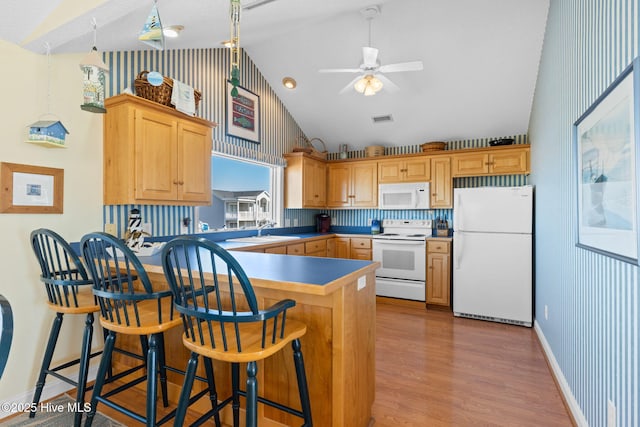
[372,114,394,124]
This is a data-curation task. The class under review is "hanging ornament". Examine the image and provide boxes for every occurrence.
[229,0,241,97]
[80,18,109,113]
[138,0,165,50]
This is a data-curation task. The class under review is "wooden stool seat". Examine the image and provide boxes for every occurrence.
[98,298,182,335]
[46,288,99,314]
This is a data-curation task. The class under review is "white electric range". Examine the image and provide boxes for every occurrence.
[372,219,433,301]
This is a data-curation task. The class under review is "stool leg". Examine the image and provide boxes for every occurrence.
[30,312,64,418]
[174,352,198,427]
[73,312,94,427]
[203,357,222,427]
[85,330,116,427]
[156,332,169,407]
[232,362,240,427]
[146,334,159,427]
[292,339,313,427]
[246,361,258,427]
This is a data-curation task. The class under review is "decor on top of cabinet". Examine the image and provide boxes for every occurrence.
[365,145,384,157]
[292,136,327,160]
[421,141,446,152]
[79,18,108,114]
[134,71,201,114]
[138,0,164,50]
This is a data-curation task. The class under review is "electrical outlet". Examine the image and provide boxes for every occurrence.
[293,218,298,226]
[544,305,548,320]
[284,218,291,227]
[608,400,616,427]
[105,223,117,235]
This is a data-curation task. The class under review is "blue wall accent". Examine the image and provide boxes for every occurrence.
[529,1,638,425]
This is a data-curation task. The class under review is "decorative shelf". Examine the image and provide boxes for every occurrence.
[25,140,67,148]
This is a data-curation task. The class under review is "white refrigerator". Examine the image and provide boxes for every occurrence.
[453,186,533,327]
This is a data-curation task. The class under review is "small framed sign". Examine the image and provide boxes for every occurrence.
[226,81,260,144]
[0,162,64,213]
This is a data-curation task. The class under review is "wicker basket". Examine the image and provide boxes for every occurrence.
[134,71,201,109]
[365,145,385,157]
[421,141,447,152]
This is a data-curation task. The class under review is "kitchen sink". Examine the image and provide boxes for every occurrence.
[225,235,301,244]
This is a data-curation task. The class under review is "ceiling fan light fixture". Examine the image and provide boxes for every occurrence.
[354,75,383,96]
[282,77,297,89]
[163,25,184,38]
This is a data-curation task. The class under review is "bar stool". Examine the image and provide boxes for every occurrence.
[81,232,209,427]
[161,236,313,427]
[28,228,103,427]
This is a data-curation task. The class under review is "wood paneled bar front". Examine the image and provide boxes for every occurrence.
[130,250,379,427]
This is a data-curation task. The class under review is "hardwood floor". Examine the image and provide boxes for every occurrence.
[69,299,573,426]
[373,298,573,426]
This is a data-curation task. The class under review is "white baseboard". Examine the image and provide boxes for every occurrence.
[534,320,588,426]
[0,363,99,420]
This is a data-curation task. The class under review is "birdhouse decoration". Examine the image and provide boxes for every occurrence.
[80,19,108,113]
[27,120,69,147]
[80,48,108,113]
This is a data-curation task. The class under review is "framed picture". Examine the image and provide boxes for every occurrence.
[575,58,639,263]
[226,81,260,144]
[0,162,64,213]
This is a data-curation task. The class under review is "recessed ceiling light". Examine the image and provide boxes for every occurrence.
[163,25,184,38]
[282,77,297,89]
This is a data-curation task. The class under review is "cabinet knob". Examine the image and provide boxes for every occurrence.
[173,180,179,185]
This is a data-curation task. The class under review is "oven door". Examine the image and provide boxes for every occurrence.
[372,239,426,281]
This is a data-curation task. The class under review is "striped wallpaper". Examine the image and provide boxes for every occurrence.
[529,1,638,426]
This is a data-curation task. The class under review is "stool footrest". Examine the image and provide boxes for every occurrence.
[236,389,306,419]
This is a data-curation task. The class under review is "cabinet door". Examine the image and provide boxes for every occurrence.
[326,164,351,207]
[351,162,378,207]
[334,238,351,258]
[430,157,452,208]
[404,157,431,181]
[427,252,450,306]
[134,109,178,201]
[378,160,404,183]
[178,121,212,203]
[489,149,528,175]
[303,158,326,207]
[452,153,488,177]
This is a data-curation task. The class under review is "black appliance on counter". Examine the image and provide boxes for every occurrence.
[315,214,331,233]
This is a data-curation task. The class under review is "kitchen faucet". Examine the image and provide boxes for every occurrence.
[257,220,276,236]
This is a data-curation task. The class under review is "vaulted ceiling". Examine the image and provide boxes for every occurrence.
[0,0,549,151]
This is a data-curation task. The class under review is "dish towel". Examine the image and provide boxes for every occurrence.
[171,79,196,115]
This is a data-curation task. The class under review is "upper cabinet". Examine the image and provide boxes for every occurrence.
[430,157,452,208]
[327,160,378,208]
[104,94,216,206]
[378,156,431,183]
[283,153,326,208]
[452,145,530,177]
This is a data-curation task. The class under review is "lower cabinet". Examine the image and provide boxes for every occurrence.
[426,239,451,308]
[327,236,372,260]
[350,238,372,260]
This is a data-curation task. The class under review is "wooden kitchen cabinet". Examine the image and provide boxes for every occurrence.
[377,156,431,183]
[103,94,215,206]
[452,145,530,177]
[327,237,350,258]
[426,239,451,308]
[284,153,326,208]
[350,237,372,260]
[327,161,378,208]
[430,157,452,208]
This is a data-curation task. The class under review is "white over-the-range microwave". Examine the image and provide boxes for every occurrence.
[378,182,430,210]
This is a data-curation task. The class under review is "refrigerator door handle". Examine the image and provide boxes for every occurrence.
[455,233,463,269]
[454,192,462,231]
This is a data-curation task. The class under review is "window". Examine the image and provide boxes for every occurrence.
[196,154,281,231]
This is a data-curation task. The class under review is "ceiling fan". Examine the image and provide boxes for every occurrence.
[319,6,424,96]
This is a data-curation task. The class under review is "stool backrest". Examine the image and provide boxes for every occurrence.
[0,294,13,379]
[161,237,296,353]
[80,232,175,327]
[31,228,93,308]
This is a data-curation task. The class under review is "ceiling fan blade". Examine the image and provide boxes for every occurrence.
[362,47,379,68]
[378,61,424,73]
[376,74,399,93]
[319,68,362,73]
[338,76,364,95]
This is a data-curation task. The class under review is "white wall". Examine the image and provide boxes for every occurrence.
[0,40,103,404]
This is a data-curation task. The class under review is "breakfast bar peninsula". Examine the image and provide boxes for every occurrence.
[132,249,378,427]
